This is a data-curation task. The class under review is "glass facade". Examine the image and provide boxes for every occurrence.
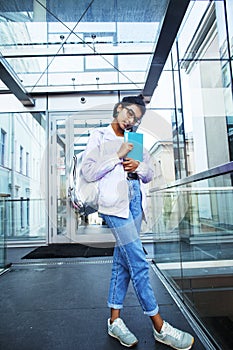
[150,0,233,180]
[0,0,232,348]
[0,113,47,246]
[148,2,233,349]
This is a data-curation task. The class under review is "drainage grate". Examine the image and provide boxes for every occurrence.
[12,258,114,267]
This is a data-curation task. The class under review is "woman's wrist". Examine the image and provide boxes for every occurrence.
[135,161,142,172]
[135,160,140,169]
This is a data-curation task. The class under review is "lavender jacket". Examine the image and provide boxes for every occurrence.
[81,125,154,219]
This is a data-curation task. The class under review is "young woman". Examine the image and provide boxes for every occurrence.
[81,95,194,350]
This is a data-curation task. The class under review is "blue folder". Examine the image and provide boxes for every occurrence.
[124,132,143,161]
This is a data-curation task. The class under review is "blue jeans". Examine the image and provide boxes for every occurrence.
[101,179,159,316]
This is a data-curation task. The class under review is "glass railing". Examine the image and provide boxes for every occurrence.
[0,195,9,272]
[149,161,233,350]
[4,198,46,244]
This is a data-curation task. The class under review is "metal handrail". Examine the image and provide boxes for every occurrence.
[150,161,233,193]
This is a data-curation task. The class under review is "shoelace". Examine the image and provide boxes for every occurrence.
[163,323,182,340]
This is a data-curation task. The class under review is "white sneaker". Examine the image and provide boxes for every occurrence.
[108,318,138,348]
[153,321,194,350]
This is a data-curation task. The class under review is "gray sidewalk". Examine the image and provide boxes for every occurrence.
[0,250,206,350]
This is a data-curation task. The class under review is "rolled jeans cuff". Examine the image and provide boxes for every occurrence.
[144,306,159,317]
[108,302,123,310]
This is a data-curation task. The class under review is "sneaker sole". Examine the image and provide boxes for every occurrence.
[154,336,194,350]
[108,330,138,348]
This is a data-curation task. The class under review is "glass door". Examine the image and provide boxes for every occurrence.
[48,111,111,244]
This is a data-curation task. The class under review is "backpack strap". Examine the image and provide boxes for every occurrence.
[72,155,78,185]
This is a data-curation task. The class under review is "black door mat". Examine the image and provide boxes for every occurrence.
[22,243,114,259]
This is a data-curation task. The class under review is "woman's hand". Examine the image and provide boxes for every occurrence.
[117,142,133,159]
[122,158,140,172]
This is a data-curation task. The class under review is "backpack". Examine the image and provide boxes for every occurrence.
[68,152,99,216]
[68,129,105,215]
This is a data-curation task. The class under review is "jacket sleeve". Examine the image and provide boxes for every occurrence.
[81,129,121,182]
[136,148,154,183]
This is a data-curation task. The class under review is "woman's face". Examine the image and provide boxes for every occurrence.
[116,104,143,131]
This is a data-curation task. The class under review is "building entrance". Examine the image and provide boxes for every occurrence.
[48,111,112,244]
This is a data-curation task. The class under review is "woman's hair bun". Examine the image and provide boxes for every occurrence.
[122,94,145,107]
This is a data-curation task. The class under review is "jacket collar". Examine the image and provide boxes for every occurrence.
[102,124,122,140]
